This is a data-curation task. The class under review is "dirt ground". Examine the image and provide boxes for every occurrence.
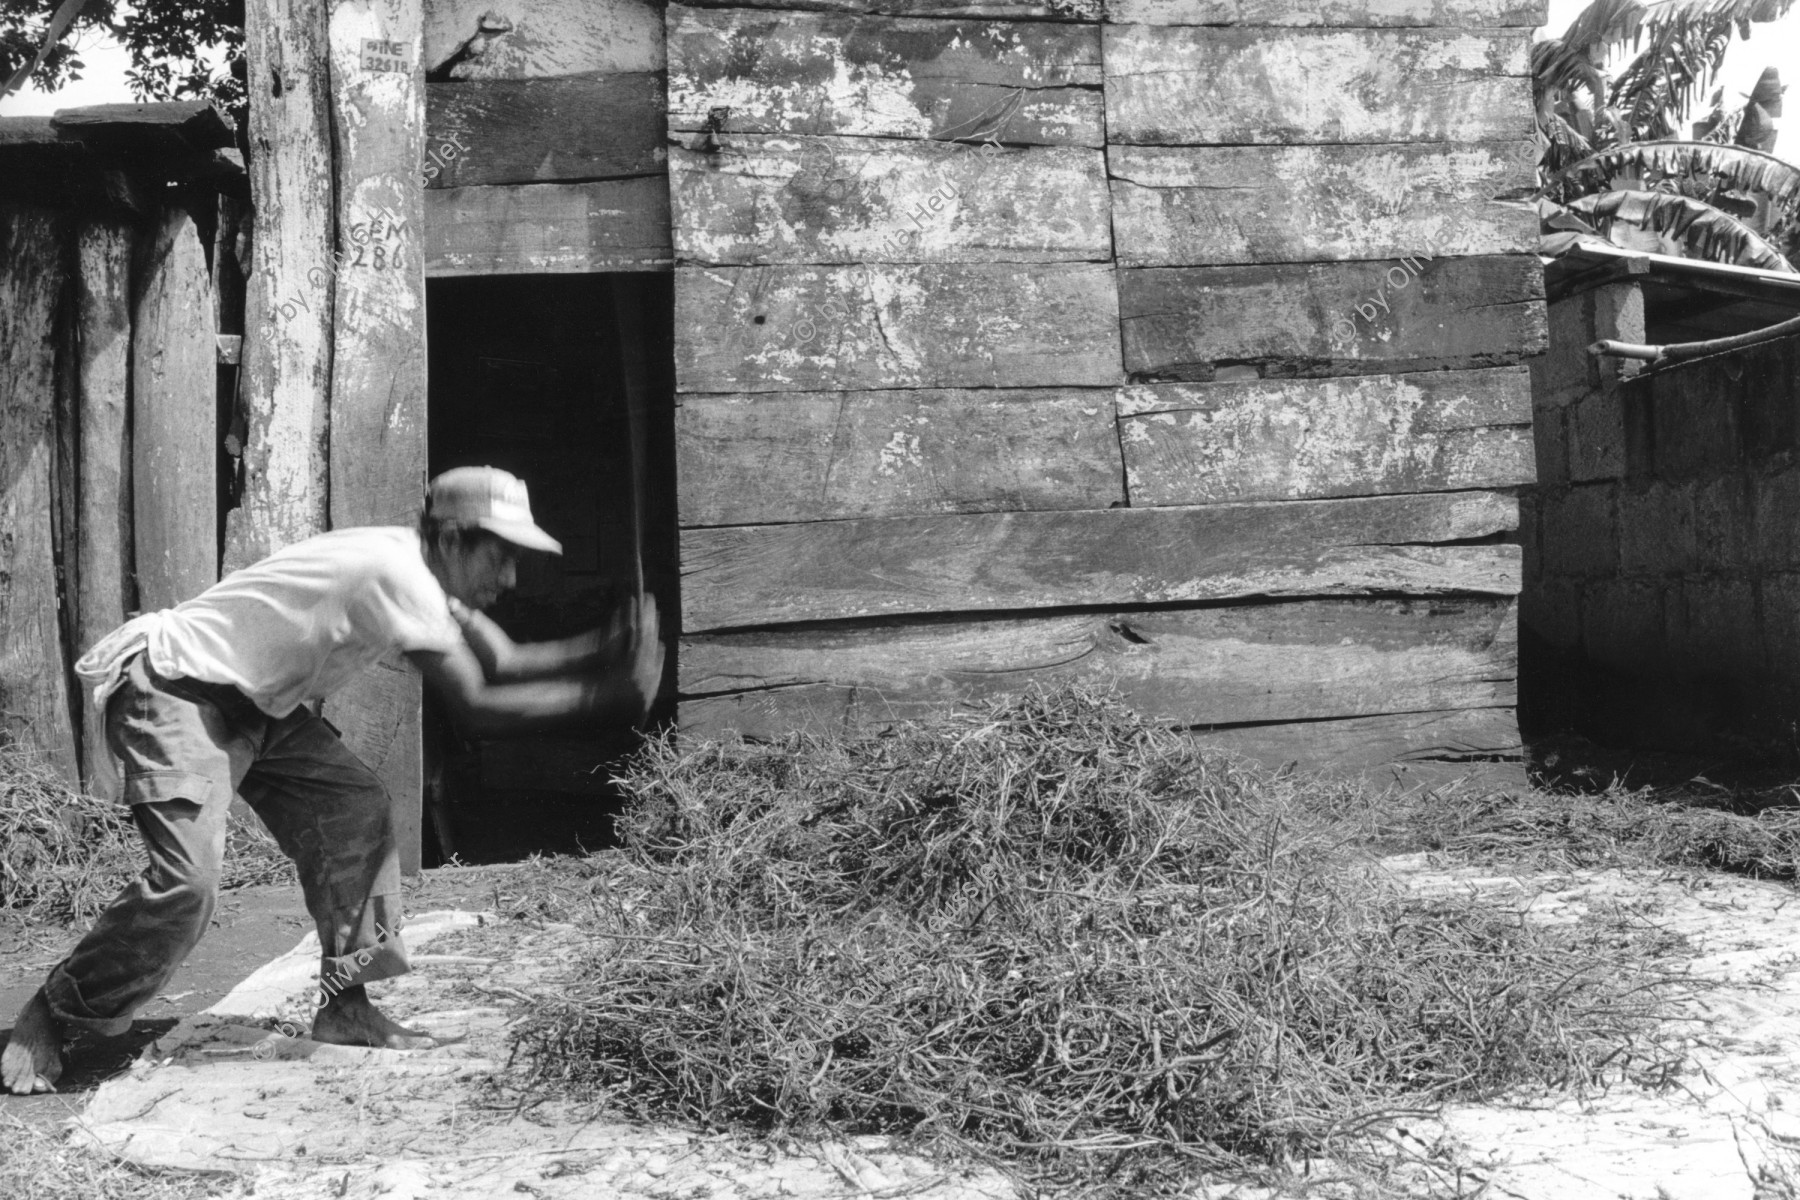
[0,864,519,1135]
[12,856,1800,1199]
[11,744,1800,1199]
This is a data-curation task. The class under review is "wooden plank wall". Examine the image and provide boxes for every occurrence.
[0,99,247,795]
[73,218,135,801]
[666,0,1545,783]
[0,207,81,781]
[132,206,218,614]
[0,188,229,792]
[421,0,671,274]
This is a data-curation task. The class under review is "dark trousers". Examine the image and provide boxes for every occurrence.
[42,653,409,1036]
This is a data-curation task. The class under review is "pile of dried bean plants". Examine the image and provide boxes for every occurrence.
[1,743,291,926]
[512,686,1685,1193]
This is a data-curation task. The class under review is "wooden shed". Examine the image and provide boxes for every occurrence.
[0,101,246,809]
[3,0,1547,870]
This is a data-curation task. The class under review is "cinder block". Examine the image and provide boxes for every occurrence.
[1521,576,1581,651]
[1740,337,1800,461]
[1519,488,1540,579]
[1569,389,1626,482]
[1617,483,1695,577]
[1666,575,1759,679]
[1692,475,1753,572]
[1759,572,1800,678]
[1532,405,1568,487]
[1581,576,1664,673]
[1751,467,1800,570]
[1590,282,1646,393]
[1652,366,1740,482]
[1531,294,1595,408]
[1621,380,1655,481]
[1540,484,1617,579]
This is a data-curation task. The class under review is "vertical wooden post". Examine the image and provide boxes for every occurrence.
[54,240,82,777]
[324,0,430,873]
[229,0,336,574]
[132,205,218,612]
[74,217,136,801]
[0,205,80,781]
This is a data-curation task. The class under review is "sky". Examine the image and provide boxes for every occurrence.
[1542,0,1800,147]
[1,10,137,116]
[2,0,1797,142]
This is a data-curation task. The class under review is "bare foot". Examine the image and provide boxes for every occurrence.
[311,985,434,1050]
[2,989,64,1094]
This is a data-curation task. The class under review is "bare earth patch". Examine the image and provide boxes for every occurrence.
[4,861,1796,1199]
[1380,859,1800,1200]
[62,911,1015,1200]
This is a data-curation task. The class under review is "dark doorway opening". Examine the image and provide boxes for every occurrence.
[423,272,677,866]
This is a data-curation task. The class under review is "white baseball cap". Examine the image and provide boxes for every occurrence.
[427,466,563,555]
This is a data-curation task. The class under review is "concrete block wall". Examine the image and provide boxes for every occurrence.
[1524,282,1800,753]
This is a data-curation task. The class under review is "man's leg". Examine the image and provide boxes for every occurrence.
[3,661,241,1093]
[238,706,429,1049]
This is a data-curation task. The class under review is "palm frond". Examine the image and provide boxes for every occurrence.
[1568,188,1797,269]
[1558,0,1650,53]
[1551,140,1800,218]
[1533,35,1610,110]
[1691,86,1731,140]
[1536,1,1798,148]
[1737,66,1783,150]
[1612,19,1730,139]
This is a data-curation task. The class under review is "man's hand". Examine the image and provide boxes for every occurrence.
[622,592,664,724]
[579,593,662,727]
[412,592,665,735]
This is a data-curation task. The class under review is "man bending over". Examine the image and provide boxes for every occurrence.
[2,466,662,1093]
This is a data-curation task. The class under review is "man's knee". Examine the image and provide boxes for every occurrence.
[126,794,227,923]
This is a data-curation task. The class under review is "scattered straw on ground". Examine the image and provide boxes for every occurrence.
[510,686,1689,1195]
[1382,776,1800,881]
[0,743,292,927]
[0,1111,245,1200]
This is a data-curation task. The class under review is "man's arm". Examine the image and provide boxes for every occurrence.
[409,597,663,735]
[450,596,637,683]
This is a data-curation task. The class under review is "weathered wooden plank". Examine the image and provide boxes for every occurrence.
[678,387,1124,525]
[0,206,80,782]
[1104,26,1532,146]
[74,217,135,800]
[1118,367,1534,507]
[681,491,1520,631]
[688,690,1524,788]
[1189,706,1524,786]
[675,0,1101,16]
[424,179,672,275]
[425,75,665,188]
[1109,142,1537,268]
[677,263,1122,393]
[681,598,1517,740]
[51,101,236,152]
[325,0,428,875]
[133,205,217,613]
[1109,0,1544,25]
[54,272,79,731]
[668,6,1104,146]
[1119,255,1546,380]
[228,0,334,574]
[424,0,664,79]
[672,137,1108,265]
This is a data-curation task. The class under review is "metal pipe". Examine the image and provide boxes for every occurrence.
[1587,310,1800,366]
